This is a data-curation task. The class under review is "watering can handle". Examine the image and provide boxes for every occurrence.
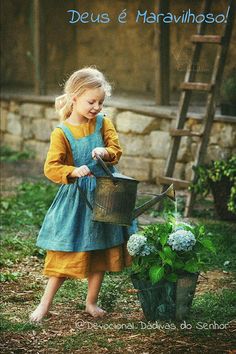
[77,185,93,210]
[95,154,117,182]
[77,155,116,210]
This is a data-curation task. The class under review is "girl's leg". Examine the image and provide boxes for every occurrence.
[29,276,66,322]
[85,271,106,317]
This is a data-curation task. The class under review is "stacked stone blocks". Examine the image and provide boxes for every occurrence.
[1,100,235,185]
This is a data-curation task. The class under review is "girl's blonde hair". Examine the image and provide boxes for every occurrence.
[55,67,112,121]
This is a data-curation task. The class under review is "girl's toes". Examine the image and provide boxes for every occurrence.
[85,304,107,318]
[29,304,49,323]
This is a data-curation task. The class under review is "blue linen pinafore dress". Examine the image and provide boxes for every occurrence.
[36,114,137,252]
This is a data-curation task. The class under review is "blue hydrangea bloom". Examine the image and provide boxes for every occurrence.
[127,234,154,256]
[167,230,196,252]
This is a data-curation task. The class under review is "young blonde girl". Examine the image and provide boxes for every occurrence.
[29,67,137,322]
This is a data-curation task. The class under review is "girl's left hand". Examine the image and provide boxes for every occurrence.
[92,147,109,160]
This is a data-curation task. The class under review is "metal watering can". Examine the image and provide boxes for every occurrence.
[79,155,176,226]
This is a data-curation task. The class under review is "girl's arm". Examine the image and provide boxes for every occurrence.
[44,129,76,184]
[102,117,122,164]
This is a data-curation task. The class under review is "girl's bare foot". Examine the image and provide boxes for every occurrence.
[29,303,50,323]
[85,303,107,318]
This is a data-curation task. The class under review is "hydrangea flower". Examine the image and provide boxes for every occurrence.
[127,234,154,256]
[167,230,196,252]
[174,221,194,231]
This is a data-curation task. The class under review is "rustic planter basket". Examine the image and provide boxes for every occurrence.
[209,177,236,222]
[131,273,199,321]
[221,102,236,116]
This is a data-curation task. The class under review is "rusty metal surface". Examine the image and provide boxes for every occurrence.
[92,177,139,226]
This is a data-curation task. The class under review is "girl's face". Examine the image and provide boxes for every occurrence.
[72,87,105,122]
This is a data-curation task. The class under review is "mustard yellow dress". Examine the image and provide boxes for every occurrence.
[42,116,132,279]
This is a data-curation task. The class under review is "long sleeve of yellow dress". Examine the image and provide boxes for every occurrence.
[44,117,122,184]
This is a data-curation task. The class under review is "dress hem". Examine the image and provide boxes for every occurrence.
[42,266,131,280]
[37,240,126,252]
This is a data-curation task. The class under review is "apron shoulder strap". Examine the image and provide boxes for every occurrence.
[56,123,76,150]
[95,113,105,133]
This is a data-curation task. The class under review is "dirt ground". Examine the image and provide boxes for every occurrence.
[0,259,235,354]
[1,160,236,354]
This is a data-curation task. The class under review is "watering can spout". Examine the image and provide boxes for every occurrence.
[163,184,176,202]
[133,184,175,219]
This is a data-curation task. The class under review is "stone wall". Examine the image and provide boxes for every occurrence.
[1,98,236,185]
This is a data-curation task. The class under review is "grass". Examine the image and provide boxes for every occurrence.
[46,331,127,352]
[187,289,236,337]
[54,279,88,307]
[0,226,45,268]
[199,220,236,271]
[0,314,39,332]
[54,273,132,312]
[191,289,236,323]
[1,181,59,228]
[0,145,35,162]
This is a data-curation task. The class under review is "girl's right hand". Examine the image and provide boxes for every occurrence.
[71,165,91,178]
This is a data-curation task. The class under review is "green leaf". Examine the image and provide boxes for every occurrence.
[183,260,199,273]
[158,250,173,266]
[164,258,173,266]
[0,274,6,282]
[198,225,206,236]
[173,260,184,270]
[160,233,168,247]
[163,246,171,256]
[163,246,175,259]
[165,273,178,282]
[149,266,164,284]
[25,210,33,218]
[1,201,10,210]
[158,251,165,261]
[199,238,216,253]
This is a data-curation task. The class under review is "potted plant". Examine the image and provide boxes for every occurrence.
[221,69,236,116]
[191,156,236,221]
[127,215,215,321]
